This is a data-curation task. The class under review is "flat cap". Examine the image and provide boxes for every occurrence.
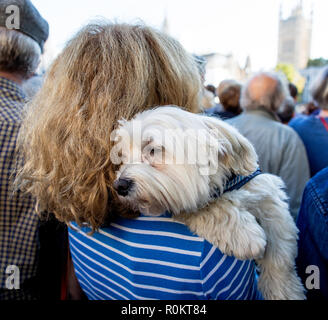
[0,0,49,52]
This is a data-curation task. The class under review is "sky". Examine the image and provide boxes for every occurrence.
[32,0,328,71]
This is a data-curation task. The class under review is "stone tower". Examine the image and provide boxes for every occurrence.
[277,1,313,69]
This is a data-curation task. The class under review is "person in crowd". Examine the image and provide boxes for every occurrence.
[296,167,328,300]
[303,100,320,116]
[192,55,221,112]
[277,96,296,124]
[208,79,242,120]
[16,22,263,300]
[0,0,49,299]
[227,72,310,221]
[205,84,217,97]
[202,85,223,111]
[202,86,216,109]
[289,66,328,177]
[288,82,298,103]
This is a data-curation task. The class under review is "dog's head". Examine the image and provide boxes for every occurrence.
[111,106,258,216]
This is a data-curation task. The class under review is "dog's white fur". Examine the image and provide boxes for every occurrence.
[113,106,305,300]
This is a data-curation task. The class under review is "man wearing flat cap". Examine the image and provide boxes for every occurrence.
[0,0,49,300]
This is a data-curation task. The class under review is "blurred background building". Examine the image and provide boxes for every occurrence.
[202,53,251,86]
[161,13,251,87]
[32,0,328,104]
[275,1,328,104]
[277,1,313,70]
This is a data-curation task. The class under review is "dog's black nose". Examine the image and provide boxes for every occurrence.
[113,178,133,197]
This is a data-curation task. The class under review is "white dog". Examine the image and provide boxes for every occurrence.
[111,106,305,300]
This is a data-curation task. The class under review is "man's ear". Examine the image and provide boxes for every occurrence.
[201,115,258,175]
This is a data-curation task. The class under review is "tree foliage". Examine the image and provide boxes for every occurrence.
[307,57,328,67]
[275,63,305,95]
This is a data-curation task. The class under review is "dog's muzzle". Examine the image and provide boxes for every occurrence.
[113,178,134,197]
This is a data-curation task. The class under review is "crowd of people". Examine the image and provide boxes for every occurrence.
[0,0,327,301]
[202,70,328,300]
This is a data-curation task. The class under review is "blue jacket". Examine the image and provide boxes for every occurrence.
[289,114,328,177]
[296,167,328,300]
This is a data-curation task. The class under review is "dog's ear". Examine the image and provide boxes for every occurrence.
[201,115,258,175]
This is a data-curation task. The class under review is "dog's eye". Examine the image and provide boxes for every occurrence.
[149,147,164,157]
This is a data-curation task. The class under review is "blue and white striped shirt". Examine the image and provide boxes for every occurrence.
[68,212,263,300]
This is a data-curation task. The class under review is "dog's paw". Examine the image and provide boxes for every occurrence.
[218,223,267,260]
[242,230,267,260]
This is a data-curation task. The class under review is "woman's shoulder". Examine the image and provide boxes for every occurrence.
[289,113,319,129]
[69,214,228,273]
[68,214,262,300]
[68,213,207,260]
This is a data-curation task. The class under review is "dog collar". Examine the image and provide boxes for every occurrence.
[212,167,262,198]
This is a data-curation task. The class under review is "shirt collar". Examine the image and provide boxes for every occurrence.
[245,107,281,122]
[0,76,25,101]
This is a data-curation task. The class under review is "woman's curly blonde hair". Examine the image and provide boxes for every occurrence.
[16,21,202,231]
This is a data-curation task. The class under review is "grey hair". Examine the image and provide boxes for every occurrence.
[0,27,41,78]
[310,66,328,110]
[240,72,288,113]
